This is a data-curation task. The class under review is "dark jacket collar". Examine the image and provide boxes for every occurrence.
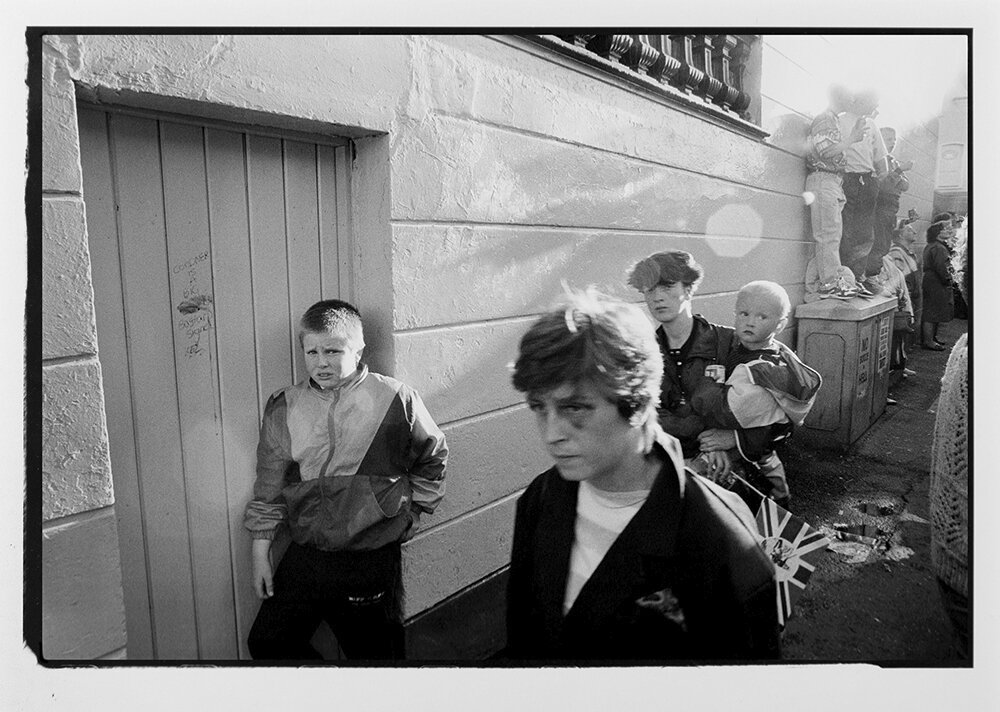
[656,314,721,362]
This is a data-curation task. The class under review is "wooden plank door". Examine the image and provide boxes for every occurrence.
[79,106,352,660]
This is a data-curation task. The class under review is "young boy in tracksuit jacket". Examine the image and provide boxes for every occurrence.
[691,281,822,509]
[244,299,448,660]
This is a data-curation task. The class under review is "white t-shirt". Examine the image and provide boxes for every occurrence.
[563,480,651,614]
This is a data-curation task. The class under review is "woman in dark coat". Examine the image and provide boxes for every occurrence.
[921,221,955,350]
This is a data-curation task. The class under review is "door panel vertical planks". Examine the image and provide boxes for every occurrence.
[111,114,200,659]
[159,122,237,659]
[334,146,354,301]
[246,135,295,413]
[78,108,156,660]
[283,140,323,385]
[318,144,354,302]
[204,128,262,660]
[318,144,341,300]
[80,105,351,660]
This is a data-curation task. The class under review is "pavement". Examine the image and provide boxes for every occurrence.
[778,317,967,664]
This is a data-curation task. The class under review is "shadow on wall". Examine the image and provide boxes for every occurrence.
[397,212,810,342]
[760,111,812,243]
[428,135,809,245]
[763,112,811,158]
[395,122,819,420]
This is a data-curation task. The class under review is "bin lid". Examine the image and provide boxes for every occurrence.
[794,294,897,321]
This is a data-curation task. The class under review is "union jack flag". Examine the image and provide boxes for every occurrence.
[755,497,830,626]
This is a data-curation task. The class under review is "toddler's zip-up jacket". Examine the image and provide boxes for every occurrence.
[689,339,822,463]
[243,365,448,552]
[719,341,823,431]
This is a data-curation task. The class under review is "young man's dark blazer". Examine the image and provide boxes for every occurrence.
[505,433,781,663]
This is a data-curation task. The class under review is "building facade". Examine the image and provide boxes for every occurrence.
[37,33,941,661]
[933,85,969,218]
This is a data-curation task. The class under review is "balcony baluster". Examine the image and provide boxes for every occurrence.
[692,35,724,105]
[586,34,635,64]
[730,36,754,115]
[668,34,704,94]
[559,34,597,49]
[538,33,760,126]
[625,35,660,77]
[642,35,683,85]
[711,35,741,110]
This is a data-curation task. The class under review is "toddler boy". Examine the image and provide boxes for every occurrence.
[244,299,448,660]
[693,282,822,508]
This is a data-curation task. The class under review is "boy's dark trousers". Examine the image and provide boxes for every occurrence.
[840,171,880,279]
[248,541,403,661]
[868,192,900,277]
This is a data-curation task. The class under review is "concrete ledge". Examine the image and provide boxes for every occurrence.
[42,509,126,660]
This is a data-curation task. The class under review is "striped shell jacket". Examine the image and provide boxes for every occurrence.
[243,365,448,551]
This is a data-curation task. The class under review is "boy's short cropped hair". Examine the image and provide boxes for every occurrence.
[298,299,364,346]
[511,289,663,425]
[627,250,704,293]
[738,280,791,319]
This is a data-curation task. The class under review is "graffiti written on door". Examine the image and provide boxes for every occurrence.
[174,250,214,360]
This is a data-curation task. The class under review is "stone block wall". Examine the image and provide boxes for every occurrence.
[39,38,126,660]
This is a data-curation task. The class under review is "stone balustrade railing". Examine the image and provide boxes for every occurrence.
[555,34,758,122]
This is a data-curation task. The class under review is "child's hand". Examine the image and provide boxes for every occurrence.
[402,510,422,542]
[252,539,274,599]
[700,450,732,483]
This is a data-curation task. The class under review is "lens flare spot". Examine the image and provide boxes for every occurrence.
[704,204,763,258]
